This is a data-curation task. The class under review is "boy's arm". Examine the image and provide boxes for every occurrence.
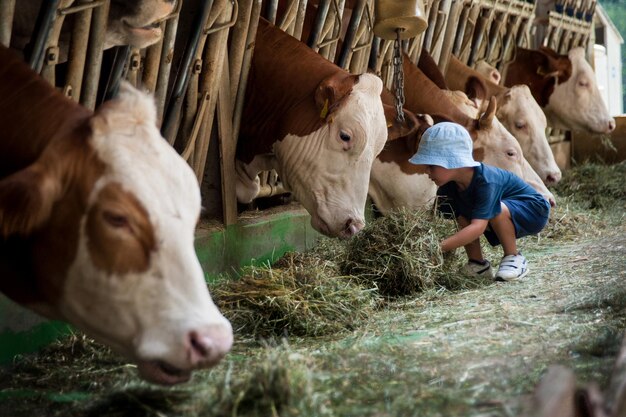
[440,218,488,252]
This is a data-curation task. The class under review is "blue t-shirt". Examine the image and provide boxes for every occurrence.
[437,163,547,221]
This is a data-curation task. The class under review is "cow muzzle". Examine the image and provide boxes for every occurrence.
[311,214,365,238]
[136,321,233,386]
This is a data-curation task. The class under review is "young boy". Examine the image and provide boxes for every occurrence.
[409,122,551,281]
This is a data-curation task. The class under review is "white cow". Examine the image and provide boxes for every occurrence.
[502,47,616,135]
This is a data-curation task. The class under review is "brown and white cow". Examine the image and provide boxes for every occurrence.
[369,54,555,215]
[442,53,562,185]
[501,47,616,135]
[0,45,232,386]
[237,18,400,238]
[10,0,174,60]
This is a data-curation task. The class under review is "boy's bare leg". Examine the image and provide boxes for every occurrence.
[489,203,518,256]
[457,216,484,261]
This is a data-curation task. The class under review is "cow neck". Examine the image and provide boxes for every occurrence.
[417,50,448,90]
[501,48,567,107]
[237,19,345,164]
[0,45,91,178]
[401,55,474,128]
[446,56,507,99]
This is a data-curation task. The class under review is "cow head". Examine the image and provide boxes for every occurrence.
[0,83,232,385]
[271,73,388,238]
[106,0,176,49]
[545,47,615,134]
[507,47,615,134]
[475,60,501,84]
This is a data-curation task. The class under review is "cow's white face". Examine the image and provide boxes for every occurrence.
[105,0,175,49]
[448,91,555,206]
[546,48,615,134]
[272,74,387,238]
[497,85,561,185]
[60,84,232,385]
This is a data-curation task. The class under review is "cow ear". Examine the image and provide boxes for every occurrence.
[383,104,428,141]
[0,159,63,237]
[465,76,488,107]
[314,73,359,120]
[478,96,497,129]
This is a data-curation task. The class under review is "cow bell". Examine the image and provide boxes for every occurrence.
[373,0,428,40]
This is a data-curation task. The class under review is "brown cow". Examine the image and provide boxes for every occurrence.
[236,18,414,238]
[0,45,232,386]
[501,47,615,134]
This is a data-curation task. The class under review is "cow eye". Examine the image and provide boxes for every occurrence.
[103,211,129,228]
[514,121,526,130]
[506,150,517,157]
[339,131,351,142]
[578,79,589,87]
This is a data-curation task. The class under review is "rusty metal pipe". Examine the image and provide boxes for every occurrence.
[161,0,215,141]
[337,0,366,69]
[66,3,93,102]
[232,0,262,145]
[81,0,109,110]
[28,0,61,72]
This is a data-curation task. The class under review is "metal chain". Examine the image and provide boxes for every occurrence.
[392,29,405,123]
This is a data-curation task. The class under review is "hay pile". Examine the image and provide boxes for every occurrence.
[208,346,325,417]
[211,252,379,338]
[538,196,605,240]
[340,208,468,297]
[553,162,626,209]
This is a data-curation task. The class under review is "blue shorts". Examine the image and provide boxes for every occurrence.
[483,196,551,246]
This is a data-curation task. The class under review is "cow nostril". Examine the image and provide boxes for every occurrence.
[187,325,233,366]
[608,119,616,132]
[345,219,364,236]
[546,172,561,184]
[189,331,211,360]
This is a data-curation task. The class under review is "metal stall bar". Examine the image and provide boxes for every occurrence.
[348,0,375,74]
[40,0,78,85]
[429,0,452,63]
[337,0,367,69]
[451,2,470,57]
[232,0,262,142]
[64,0,105,102]
[0,0,16,47]
[81,0,110,110]
[308,0,331,49]
[28,0,62,72]
[154,1,183,120]
[438,0,463,74]
[161,0,215,143]
[317,0,345,61]
[458,0,482,63]
[177,0,228,151]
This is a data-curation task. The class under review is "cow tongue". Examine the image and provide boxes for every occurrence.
[137,360,192,385]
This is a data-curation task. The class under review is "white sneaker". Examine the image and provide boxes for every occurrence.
[495,253,528,281]
[463,259,493,279]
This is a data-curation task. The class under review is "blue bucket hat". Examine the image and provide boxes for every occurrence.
[408,122,479,169]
